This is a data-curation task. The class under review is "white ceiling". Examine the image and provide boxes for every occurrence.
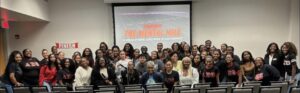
[104,0,192,3]
[1,8,46,22]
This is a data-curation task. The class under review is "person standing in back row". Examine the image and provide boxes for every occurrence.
[264,42,284,80]
[281,42,300,86]
[157,43,164,59]
[40,49,49,66]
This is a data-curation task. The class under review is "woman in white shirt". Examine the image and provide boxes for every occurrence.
[115,51,132,81]
[178,57,199,85]
[73,57,93,90]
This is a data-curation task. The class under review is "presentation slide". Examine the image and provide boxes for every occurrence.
[114,4,191,51]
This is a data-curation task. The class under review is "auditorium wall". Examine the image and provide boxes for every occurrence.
[5,0,299,66]
[0,0,49,21]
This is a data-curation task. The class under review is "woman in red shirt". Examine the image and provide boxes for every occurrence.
[39,54,59,92]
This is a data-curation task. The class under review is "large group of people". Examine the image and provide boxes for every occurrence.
[0,40,299,93]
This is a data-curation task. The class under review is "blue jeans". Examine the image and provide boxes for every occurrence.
[296,73,300,86]
[43,81,52,92]
[287,73,300,92]
[4,84,13,93]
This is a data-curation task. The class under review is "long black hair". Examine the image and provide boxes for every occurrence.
[266,42,280,55]
[241,51,254,64]
[8,51,23,65]
[167,52,179,62]
[182,43,191,53]
[171,42,181,53]
[82,48,93,58]
[123,43,134,59]
[5,51,23,73]
[281,42,298,56]
[47,54,59,70]
[192,54,202,68]
[112,45,120,53]
[3,51,23,83]
[95,49,103,61]
[99,42,108,52]
[213,49,222,60]
[94,57,109,70]
[61,58,76,74]
[61,58,74,69]
[82,48,94,67]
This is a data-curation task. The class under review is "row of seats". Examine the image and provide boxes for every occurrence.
[0,81,299,93]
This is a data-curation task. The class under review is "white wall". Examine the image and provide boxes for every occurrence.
[0,0,49,21]
[192,0,293,57]
[6,0,113,59]
[289,0,300,67]
[5,0,299,67]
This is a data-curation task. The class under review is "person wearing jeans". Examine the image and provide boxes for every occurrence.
[39,54,59,92]
[2,51,24,93]
[280,42,300,92]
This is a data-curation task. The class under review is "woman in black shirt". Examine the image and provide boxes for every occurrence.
[281,42,300,85]
[212,50,226,82]
[162,60,179,93]
[57,58,75,90]
[264,42,284,78]
[91,57,117,89]
[224,53,242,87]
[192,54,205,81]
[202,56,219,87]
[99,42,109,56]
[3,51,24,93]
